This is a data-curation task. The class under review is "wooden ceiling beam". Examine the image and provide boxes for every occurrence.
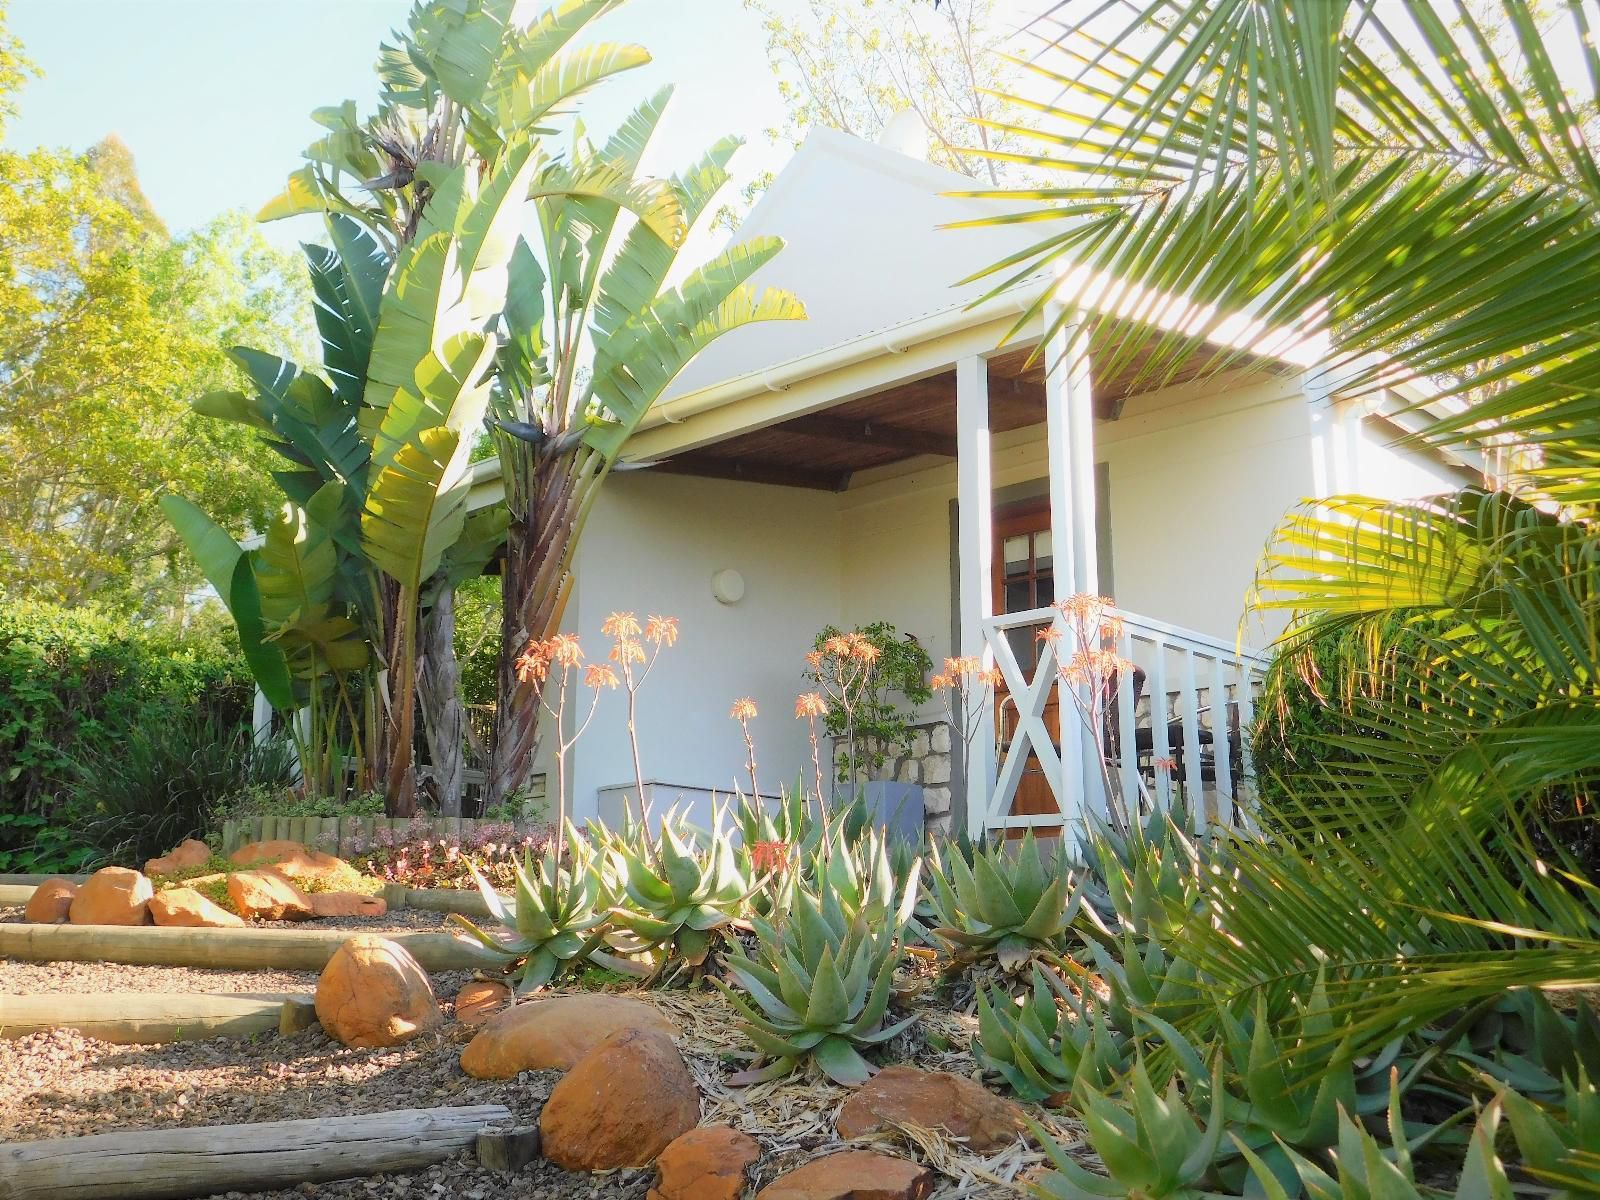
[780,413,956,458]
[653,456,852,492]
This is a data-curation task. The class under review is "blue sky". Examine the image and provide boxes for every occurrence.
[6,0,795,243]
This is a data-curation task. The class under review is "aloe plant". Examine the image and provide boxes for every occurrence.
[450,830,608,993]
[1029,1056,1230,1200]
[976,964,1133,1103]
[927,832,1091,973]
[607,814,757,977]
[716,859,920,1085]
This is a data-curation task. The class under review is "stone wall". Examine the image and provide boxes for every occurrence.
[835,719,955,836]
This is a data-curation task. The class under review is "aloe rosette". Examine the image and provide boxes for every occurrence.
[928,832,1090,972]
[717,857,920,1085]
[451,830,609,993]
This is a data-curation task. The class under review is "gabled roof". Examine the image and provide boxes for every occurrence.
[664,126,1045,398]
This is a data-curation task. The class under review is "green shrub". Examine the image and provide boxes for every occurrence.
[70,711,295,867]
[0,594,255,869]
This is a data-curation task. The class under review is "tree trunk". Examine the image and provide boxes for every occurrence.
[381,580,418,818]
[419,574,465,817]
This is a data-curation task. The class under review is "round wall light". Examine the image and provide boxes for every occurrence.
[711,568,746,606]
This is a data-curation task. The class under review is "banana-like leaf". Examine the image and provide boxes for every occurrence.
[159,496,295,711]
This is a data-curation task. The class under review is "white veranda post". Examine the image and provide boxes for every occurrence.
[1044,307,1102,843]
[956,354,997,840]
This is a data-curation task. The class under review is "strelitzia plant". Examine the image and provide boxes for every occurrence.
[607,811,758,980]
[717,858,920,1085]
[450,827,609,993]
[927,832,1093,974]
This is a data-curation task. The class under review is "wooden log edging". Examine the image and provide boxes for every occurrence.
[383,884,503,918]
[0,993,316,1046]
[0,885,37,907]
[221,810,547,857]
[0,874,87,887]
[0,1104,513,1200]
[0,924,500,974]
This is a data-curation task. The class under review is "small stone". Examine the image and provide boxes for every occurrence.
[648,1126,760,1200]
[68,867,153,926]
[454,980,510,1028]
[149,887,244,928]
[539,1027,700,1171]
[307,892,387,918]
[922,754,951,786]
[930,723,951,754]
[755,1150,934,1200]
[835,1065,1026,1153]
[145,838,213,876]
[228,870,314,921]
[460,993,677,1078]
[315,934,442,1048]
[920,787,952,816]
[895,759,921,785]
[23,878,77,923]
[910,729,930,758]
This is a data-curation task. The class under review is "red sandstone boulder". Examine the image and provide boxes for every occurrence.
[228,839,346,880]
[454,980,510,1028]
[23,877,77,923]
[68,867,152,926]
[460,993,677,1078]
[648,1125,761,1200]
[755,1150,935,1200]
[835,1065,1026,1152]
[315,934,442,1048]
[539,1027,700,1171]
[227,870,314,921]
[308,892,387,918]
[144,838,212,876]
[149,887,244,929]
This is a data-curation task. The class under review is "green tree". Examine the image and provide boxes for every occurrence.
[0,134,310,612]
[742,0,1031,183]
[966,0,1600,1051]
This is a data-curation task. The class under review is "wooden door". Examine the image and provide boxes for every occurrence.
[993,500,1061,831]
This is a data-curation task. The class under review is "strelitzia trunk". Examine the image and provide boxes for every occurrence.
[419,575,465,816]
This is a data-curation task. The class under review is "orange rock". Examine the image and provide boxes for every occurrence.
[228,839,346,880]
[835,1066,1026,1153]
[460,993,678,1078]
[454,980,510,1027]
[315,934,442,1048]
[754,1151,935,1200]
[68,867,153,926]
[307,892,387,919]
[648,1125,760,1200]
[149,887,244,929]
[540,1027,700,1171]
[144,838,212,876]
[227,869,314,921]
[23,878,77,923]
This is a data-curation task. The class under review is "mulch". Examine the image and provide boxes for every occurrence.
[0,909,1093,1198]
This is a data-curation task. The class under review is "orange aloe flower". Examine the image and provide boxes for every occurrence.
[609,638,647,666]
[794,692,828,718]
[547,632,584,668]
[730,697,758,721]
[645,614,679,646]
[602,611,641,640]
[585,664,620,690]
[514,641,550,684]
[748,840,790,873]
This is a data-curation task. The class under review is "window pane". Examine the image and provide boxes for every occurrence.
[1003,535,1029,573]
[1037,574,1054,607]
[1034,529,1053,569]
[1004,580,1031,613]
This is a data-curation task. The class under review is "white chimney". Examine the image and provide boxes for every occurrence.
[877,109,929,161]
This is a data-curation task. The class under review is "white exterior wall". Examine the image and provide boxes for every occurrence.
[562,472,842,823]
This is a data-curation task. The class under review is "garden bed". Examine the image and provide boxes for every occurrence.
[0,972,1073,1200]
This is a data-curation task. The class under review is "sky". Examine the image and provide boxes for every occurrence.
[4,0,800,244]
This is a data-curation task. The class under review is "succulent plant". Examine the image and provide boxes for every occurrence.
[927,832,1091,973]
[1080,805,1205,942]
[450,829,609,993]
[1502,1071,1600,1193]
[607,812,758,977]
[976,964,1133,1102]
[1028,1055,1229,1200]
[716,856,920,1085]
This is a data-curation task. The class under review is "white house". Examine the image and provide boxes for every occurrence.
[466,126,1478,845]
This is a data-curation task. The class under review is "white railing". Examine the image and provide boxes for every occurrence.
[978,603,1269,840]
